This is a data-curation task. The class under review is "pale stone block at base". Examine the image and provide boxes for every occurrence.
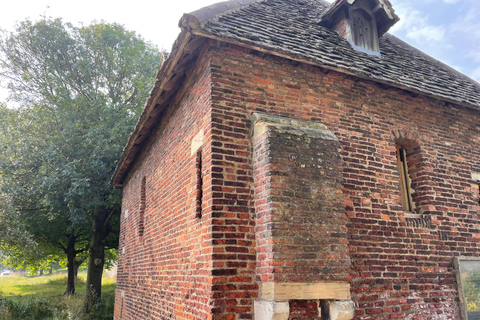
[254,300,289,320]
[327,300,355,320]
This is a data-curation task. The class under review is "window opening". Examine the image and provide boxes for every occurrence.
[396,146,414,212]
[477,181,480,205]
[195,150,203,219]
[139,176,146,237]
[455,257,480,320]
[471,172,480,205]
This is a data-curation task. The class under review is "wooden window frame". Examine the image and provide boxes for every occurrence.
[455,257,480,320]
[396,146,414,212]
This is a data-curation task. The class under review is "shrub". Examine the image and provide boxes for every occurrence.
[0,294,115,320]
[0,297,66,320]
[68,291,115,320]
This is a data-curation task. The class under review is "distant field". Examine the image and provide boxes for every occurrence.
[0,272,116,320]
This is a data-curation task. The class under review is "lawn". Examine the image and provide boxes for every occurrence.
[0,272,116,320]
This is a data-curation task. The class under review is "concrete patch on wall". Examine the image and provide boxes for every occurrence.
[190,129,204,156]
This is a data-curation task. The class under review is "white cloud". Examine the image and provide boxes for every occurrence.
[468,50,480,63]
[389,3,446,43]
[406,25,446,41]
[444,0,461,3]
[450,5,480,41]
[449,1,480,77]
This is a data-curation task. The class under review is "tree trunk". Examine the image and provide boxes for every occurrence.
[39,269,44,276]
[83,206,110,311]
[74,258,80,281]
[64,234,77,295]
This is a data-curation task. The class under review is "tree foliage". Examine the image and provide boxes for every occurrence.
[0,18,160,306]
[0,192,62,275]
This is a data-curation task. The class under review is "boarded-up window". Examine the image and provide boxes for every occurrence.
[346,0,379,54]
[350,8,377,52]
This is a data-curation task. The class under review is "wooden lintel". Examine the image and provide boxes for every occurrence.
[260,282,351,301]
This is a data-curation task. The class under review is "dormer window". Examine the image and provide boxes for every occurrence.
[319,0,400,57]
[349,3,379,54]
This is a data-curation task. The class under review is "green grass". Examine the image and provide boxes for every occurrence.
[0,273,116,320]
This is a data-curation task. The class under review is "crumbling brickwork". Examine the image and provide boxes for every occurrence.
[115,41,480,320]
[252,114,349,284]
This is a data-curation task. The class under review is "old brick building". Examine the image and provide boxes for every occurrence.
[111,0,480,319]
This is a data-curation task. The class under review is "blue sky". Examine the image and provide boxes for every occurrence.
[388,0,480,82]
[0,0,479,92]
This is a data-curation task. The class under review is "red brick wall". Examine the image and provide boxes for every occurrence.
[209,52,258,319]
[114,53,214,319]
[289,300,320,320]
[116,40,480,320]
[207,42,480,319]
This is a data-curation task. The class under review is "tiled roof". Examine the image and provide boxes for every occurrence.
[111,0,480,187]
[188,0,480,108]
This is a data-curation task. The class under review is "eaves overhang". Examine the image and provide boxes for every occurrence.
[111,29,205,187]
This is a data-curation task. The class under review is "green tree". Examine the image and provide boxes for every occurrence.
[0,18,161,309]
[0,192,63,276]
[0,103,91,294]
